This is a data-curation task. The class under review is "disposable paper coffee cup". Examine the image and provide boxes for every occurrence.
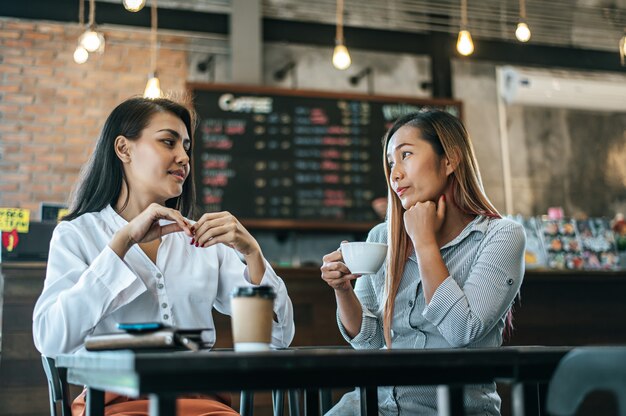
[230,286,276,352]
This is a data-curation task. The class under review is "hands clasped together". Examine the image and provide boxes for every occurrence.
[119,203,261,257]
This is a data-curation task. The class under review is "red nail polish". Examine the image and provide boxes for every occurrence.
[190,238,195,245]
[195,242,199,247]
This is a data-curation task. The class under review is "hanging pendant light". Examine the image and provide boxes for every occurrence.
[515,0,531,42]
[123,0,146,12]
[456,0,474,56]
[457,30,474,56]
[73,45,89,64]
[144,0,163,98]
[79,0,105,54]
[73,0,89,64]
[332,0,351,70]
[144,73,162,98]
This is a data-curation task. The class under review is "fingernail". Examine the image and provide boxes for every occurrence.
[195,242,200,247]
[190,238,195,245]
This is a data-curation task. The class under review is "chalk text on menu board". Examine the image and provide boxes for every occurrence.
[191,85,462,229]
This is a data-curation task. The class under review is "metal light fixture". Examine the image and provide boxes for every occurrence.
[515,0,531,42]
[332,0,351,70]
[79,0,105,54]
[143,0,163,98]
[123,0,146,12]
[349,67,373,94]
[456,0,474,56]
[619,28,626,66]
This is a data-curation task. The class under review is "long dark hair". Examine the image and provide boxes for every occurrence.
[63,97,197,221]
[381,110,506,347]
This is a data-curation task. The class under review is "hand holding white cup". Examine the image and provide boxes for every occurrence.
[340,242,388,275]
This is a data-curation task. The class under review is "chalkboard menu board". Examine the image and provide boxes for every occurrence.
[189,84,462,231]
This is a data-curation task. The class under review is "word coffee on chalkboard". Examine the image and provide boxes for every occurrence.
[190,84,462,230]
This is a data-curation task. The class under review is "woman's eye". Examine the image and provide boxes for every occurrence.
[163,139,174,147]
[388,161,395,169]
[401,151,411,159]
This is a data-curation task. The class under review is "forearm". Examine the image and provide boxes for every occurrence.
[335,288,363,338]
[415,244,449,303]
[244,250,266,285]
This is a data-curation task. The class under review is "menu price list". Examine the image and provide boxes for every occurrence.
[192,87,461,226]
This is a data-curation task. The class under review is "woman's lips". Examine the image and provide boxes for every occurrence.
[396,187,408,196]
[169,170,186,181]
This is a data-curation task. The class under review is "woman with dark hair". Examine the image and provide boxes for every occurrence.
[321,110,525,415]
[33,97,295,416]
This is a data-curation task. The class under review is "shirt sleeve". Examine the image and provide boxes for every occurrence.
[212,245,295,348]
[336,274,385,349]
[422,221,526,347]
[336,223,386,349]
[32,222,147,358]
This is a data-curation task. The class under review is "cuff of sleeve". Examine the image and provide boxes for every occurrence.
[337,305,378,344]
[243,259,279,286]
[422,275,464,326]
[91,245,146,298]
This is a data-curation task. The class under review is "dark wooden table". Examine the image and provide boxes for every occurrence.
[56,346,571,416]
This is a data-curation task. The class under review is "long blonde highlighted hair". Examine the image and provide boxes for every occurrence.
[381,110,501,348]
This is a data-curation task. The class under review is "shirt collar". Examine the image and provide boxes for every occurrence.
[102,204,128,230]
[408,215,489,262]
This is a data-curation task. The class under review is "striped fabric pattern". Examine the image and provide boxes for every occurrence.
[333,215,526,415]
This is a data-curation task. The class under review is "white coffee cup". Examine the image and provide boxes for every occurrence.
[340,242,388,275]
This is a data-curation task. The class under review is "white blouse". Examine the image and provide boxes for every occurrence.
[33,205,295,357]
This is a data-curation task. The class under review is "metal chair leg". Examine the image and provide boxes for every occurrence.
[273,390,285,416]
[240,391,254,416]
[288,389,301,416]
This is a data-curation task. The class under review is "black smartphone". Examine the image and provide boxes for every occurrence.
[117,322,166,333]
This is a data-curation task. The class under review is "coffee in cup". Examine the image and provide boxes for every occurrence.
[230,286,275,352]
[340,242,388,275]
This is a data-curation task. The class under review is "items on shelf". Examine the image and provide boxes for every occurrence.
[508,215,621,271]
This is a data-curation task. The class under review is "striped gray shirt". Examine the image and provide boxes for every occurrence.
[333,215,526,416]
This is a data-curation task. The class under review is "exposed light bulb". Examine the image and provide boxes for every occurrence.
[515,22,531,42]
[332,42,351,70]
[73,45,89,64]
[79,30,105,53]
[123,0,146,12]
[456,30,474,56]
[144,75,163,99]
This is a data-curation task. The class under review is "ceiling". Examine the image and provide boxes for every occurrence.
[95,0,626,52]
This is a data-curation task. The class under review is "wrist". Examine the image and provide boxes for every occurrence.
[109,228,136,259]
[414,240,438,257]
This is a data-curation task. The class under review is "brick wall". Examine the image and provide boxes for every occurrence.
[0,18,188,218]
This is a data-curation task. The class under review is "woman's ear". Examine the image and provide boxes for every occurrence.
[444,148,461,176]
[114,135,131,163]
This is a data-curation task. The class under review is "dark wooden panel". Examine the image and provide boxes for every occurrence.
[1,305,35,333]
[1,332,40,360]
[0,387,50,415]
[0,359,46,387]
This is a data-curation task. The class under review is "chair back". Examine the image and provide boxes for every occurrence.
[41,355,72,416]
[546,346,626,416]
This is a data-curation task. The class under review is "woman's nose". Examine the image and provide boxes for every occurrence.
[391,164,403,182]
[176,145,189,165]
